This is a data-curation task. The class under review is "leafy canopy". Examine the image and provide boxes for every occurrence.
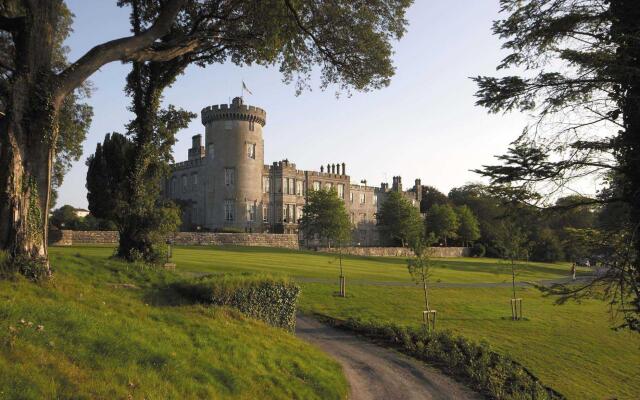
[377,191,423,247]
[301,189,351,245]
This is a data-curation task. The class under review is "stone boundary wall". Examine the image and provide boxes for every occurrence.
[317,246,471,258]
[49,230,298,249]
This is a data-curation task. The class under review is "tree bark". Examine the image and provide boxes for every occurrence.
[0,0,185,274]
[0,1,60,276]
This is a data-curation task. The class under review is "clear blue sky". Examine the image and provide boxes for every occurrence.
[57,0,534,208]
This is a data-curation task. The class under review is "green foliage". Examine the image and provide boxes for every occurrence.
[322,317,564,400]
[420,185,450,212]
[471,243,486,258]
[301,189,351,246]
[456,205,481,246]
[472,0,640,332]
[377,191,423,247]
[426,204,460,246]
[86,131,182,263]
[530,229,564,263]
[172,274,300,331]
[407,234,437,313]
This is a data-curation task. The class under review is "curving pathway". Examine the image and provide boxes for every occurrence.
[296,315,481,400]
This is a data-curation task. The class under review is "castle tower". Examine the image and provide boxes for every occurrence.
[201,97,267,230]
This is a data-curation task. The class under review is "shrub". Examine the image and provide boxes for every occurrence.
[173,273,300,331]
[321,317,564,400]
[471,243,486,257]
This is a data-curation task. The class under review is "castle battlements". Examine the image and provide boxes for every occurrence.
[201,97,266,126]
[172,157,205,171]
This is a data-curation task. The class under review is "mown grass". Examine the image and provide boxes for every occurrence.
[0,248,348,399]
[298,284,640,400]
[167,245,587,283]
[121,244,637,400]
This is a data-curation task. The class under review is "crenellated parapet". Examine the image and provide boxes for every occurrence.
[201,97,266,126]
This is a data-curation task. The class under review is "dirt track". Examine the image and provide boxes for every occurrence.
[296,316,481,400]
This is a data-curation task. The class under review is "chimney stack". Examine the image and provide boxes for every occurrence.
[188,134,204,160]
[342,162,346,175]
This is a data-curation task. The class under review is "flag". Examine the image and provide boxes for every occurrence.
[242,81,253,95]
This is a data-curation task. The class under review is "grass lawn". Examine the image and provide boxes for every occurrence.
[151,244,637,400]
[169,245,588,283]
[0,247,347,399]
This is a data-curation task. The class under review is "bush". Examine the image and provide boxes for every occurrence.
[322,317,564,400]
[471,243,486,257]
[172,273,300,331]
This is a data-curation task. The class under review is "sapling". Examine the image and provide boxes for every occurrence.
[408,234,437,330]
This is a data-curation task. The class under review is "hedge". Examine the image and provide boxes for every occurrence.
[173,273,300,331]
[319,316,565,400]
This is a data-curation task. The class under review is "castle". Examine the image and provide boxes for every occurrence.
[165,97,423,246]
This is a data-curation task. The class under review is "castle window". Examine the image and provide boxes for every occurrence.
[192,173,198,186]
[325,182,333,191]
[337,184,344,199]
[247,143,256,159]
[224,168,235,186]
[208,144,215,159]
[350,192,354,203]
[182,175,188,192]
[296,206,303,221]
[262,205,268,222]
[313,181,320,191]
[360,193,366,204]
[247,201,256,222]
[249,121,255,131]
[224,200,235,221]
[288,178,295,195]
[263,176,270,193]
[296,180,304,196]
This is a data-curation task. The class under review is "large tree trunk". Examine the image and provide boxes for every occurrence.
[0,1,60,277]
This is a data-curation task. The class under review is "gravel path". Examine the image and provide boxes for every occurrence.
[296,315,481,400]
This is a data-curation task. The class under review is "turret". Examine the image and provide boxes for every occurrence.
[202,97,266,230]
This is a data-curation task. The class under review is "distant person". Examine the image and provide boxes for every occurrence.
[570,263,576,280]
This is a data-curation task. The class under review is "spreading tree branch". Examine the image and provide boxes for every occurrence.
[55,0,187,105]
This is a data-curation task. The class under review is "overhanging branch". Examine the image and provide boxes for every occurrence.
[55,0,187,105]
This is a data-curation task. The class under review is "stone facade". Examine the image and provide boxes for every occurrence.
[49,230,298,249]
[318,246,471,258]
[165,97,423,246]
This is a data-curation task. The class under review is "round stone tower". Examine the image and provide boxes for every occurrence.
[201,97,266,231]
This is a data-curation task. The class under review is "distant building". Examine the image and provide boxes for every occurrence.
[73,208,90,218]
[165,97,422,246]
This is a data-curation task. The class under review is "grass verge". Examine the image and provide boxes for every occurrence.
[0,250,348,399]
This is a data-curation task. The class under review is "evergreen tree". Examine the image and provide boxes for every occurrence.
[472,0,640,331]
